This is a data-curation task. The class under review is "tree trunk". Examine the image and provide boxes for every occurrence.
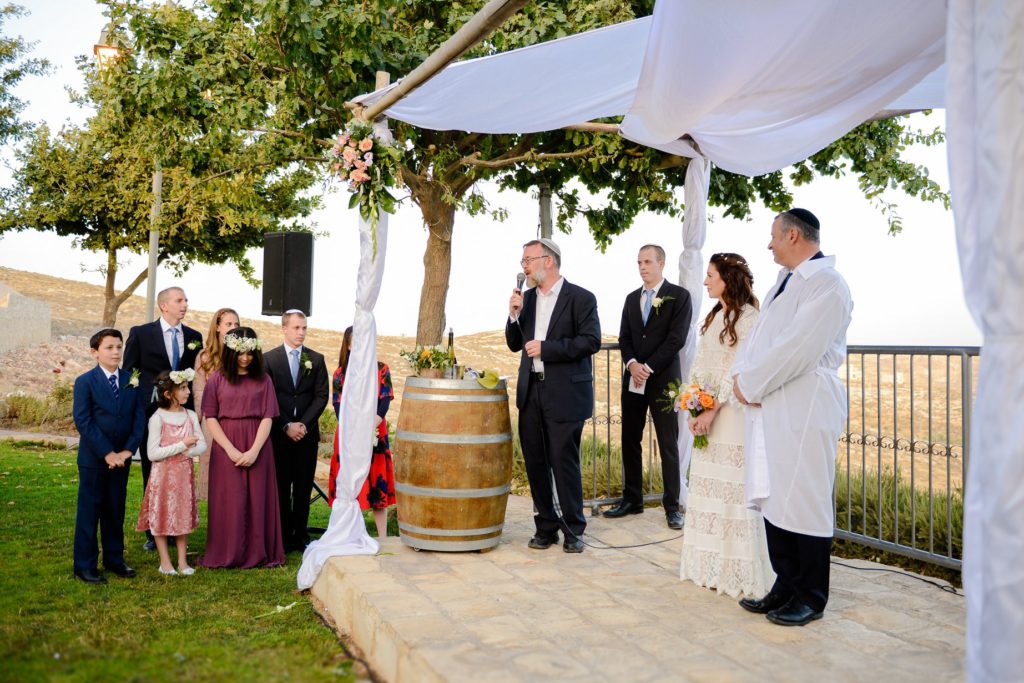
[413,183,456,347]
[100,245,151,327]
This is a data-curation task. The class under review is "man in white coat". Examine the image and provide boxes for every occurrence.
[731,208,852,627]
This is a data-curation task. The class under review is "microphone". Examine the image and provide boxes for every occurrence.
[515,272,526,292]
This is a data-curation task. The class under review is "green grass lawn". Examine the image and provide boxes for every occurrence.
[0,443,355,682]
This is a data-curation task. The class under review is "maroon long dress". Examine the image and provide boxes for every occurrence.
[199,371,285,569]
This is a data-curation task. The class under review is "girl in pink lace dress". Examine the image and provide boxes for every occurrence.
[136,370,206,576]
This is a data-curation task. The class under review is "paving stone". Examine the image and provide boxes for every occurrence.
[309,494,964,682]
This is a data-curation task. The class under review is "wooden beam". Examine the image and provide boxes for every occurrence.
[360,0,531,122]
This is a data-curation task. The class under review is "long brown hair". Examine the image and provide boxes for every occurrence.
[200,307,239,375]
[221,327,265,383]
[700,253,759,347]
[337,326,354,375]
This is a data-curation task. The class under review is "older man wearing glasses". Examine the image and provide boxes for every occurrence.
[506,239,601,553]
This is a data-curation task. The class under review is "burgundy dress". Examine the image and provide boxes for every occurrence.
[199,371,285,569]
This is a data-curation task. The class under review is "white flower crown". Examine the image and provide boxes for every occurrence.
[169,368,196,384]
[225,334,261,353]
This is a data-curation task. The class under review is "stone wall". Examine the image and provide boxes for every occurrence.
[0,283,51,353]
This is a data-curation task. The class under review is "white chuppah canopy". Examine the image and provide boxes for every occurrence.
[321,3,1022,679]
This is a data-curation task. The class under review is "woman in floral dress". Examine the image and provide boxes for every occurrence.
[327,326,396,538]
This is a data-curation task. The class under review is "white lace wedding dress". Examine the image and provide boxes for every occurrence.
[679,304,775,598]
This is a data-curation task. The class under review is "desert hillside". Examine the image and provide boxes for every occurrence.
[0,267,621,422]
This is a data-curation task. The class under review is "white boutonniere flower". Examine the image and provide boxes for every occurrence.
[652,295,674,315]
[128,368,141,388]
[300,351,313,376]
[187,340,201,351]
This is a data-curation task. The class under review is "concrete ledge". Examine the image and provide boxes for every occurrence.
[310,496,964,683]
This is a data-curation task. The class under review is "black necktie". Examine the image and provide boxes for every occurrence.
[772,251,824,302]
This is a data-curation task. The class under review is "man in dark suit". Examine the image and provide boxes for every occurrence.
[122,286,202,550]
[72,328,146,583]
[605,244,691,529]
[264,309,329,552]
[506,239,601,553]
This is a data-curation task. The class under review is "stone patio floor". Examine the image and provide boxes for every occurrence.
[309,495,964,683]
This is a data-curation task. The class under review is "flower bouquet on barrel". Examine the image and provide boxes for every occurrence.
[400,346,453,378]
[663,377,717,449]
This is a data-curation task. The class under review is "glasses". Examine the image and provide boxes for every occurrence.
[520,255,549,267]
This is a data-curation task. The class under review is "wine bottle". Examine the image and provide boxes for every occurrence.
[447,328,457,368]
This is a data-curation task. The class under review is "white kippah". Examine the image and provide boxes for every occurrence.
[537,238,561,257]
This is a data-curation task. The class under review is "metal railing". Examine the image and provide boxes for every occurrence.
[585,343,977,570]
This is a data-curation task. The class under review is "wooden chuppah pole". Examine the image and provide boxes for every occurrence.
[359,0,530,122]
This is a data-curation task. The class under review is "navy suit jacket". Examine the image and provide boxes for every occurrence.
[122,320,202,408]
[505,279,601,423]
[618,281,692,392]
[72,366,146,469]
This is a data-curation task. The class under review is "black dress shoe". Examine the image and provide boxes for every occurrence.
[738,590,792,614]
[562,537,584,553]
[767,598,824,626]
[142,539,156,552]
[603,501,644,518]
[74,568,107,585]
[104,563,137,578]
[527,533,558,550]
[666,511,684,530]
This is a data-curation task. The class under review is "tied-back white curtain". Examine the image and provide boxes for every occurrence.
[297,213,388,590]
[675,156,710,508]
[946,1,1024,680]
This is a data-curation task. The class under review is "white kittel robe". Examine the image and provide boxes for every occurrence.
[732,255,853,537]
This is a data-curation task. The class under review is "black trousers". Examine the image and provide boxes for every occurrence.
[620,384,681,512]
[764,518,833,612]
[138,401,161,541]
[271,432,319,547]
[518,376,587,539]
[74,463,130,572]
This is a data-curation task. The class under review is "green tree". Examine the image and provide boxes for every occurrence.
[0,4,317,326]
[0,3,49,145]
[108,0,946,344]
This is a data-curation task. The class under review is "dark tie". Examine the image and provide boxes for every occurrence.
[771,273,793,302]
[108,373,119,399]
[170,329,180,370]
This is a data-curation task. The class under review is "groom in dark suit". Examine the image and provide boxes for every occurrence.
[506,239,601,553]
[265,310,329,552]
[605,244,691,529]
[122,286,202,550]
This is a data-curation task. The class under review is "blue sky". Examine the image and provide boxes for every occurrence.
[0,1,981,346]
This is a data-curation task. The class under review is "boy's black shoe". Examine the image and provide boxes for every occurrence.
[104,563,137,578]
[74,568,107,585]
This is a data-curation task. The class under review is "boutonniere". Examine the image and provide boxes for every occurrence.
[652,295,674,315]
[128,368,141,389]
[300,351,313,376]
[187,340,201,351]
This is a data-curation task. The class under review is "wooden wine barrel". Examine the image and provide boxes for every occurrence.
[393,376,513,551]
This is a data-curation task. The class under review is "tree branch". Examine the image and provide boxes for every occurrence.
[563,122,619,134]
[459,144,598,170]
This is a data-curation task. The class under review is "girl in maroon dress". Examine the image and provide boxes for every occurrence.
[199,327,285,569]
[136,370,205,576]
[327,326,396,537]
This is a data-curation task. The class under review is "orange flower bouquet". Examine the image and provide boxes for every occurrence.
[663,377,717,449]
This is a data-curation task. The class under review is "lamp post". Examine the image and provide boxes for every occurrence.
[94,24,161,322]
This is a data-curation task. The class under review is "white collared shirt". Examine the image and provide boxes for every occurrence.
[638,279,665,316]
[159,317,183,368]
[532,276,564,373]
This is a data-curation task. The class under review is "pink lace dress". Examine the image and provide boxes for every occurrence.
[136,409,204,536]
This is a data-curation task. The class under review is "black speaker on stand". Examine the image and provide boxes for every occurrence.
[262,232,314,316]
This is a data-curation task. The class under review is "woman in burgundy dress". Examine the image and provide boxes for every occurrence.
[199,327,284,568]
[327,326,396,538]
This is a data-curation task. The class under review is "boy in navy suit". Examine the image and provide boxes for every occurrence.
[72,329,146,584]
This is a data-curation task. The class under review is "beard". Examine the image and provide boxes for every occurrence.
[528,270,546,288]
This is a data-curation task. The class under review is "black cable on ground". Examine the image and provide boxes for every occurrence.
[830,558,962,596]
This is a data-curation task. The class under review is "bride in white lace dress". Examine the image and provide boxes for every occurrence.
[680,253,775,598]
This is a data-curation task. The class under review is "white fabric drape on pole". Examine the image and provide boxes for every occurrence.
[619,1,945,175]
[675,156,710,508]
[946,1,1024,680]
[297,214,388,590]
